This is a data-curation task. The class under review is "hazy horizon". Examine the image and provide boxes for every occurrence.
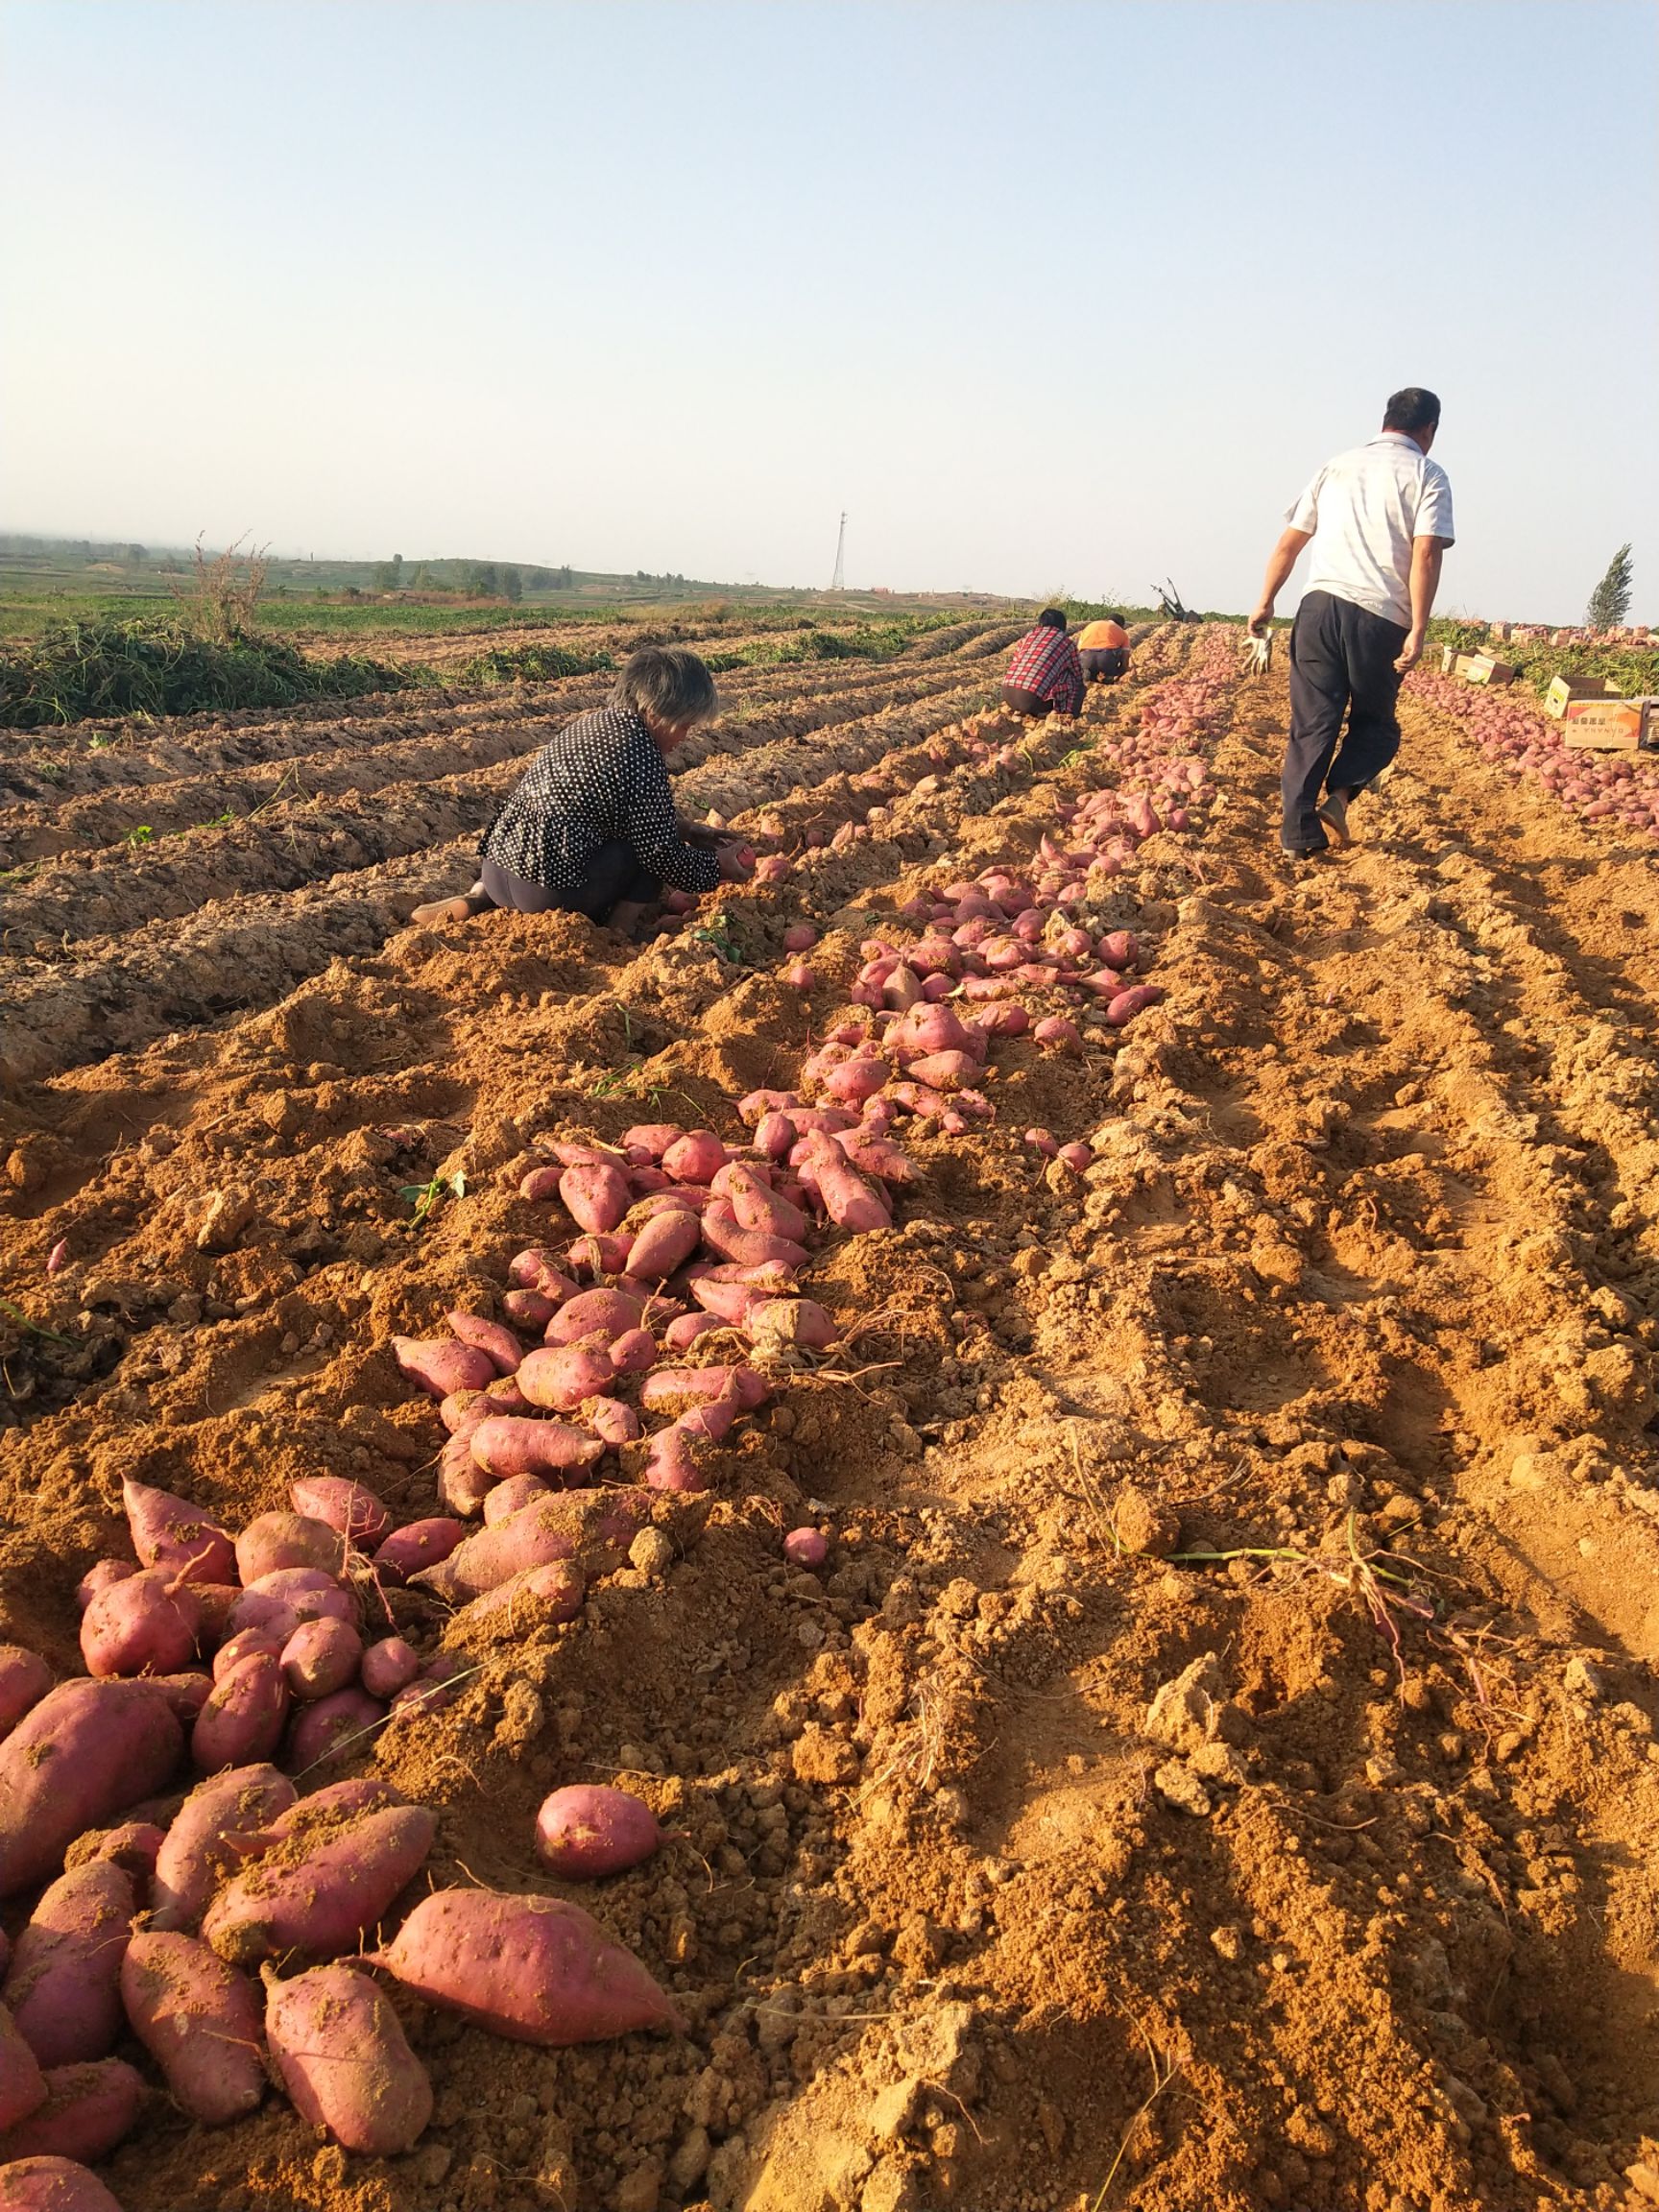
[4,0,1655,624]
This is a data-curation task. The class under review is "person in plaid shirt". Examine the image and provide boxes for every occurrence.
[1001,610,1085,719]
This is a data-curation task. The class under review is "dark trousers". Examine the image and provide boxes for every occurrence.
[1282,590,1407,852]
[1001,683,1078,719]
[1080,647,1128,684]
[479,842,657,922]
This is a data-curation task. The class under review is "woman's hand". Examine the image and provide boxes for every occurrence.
[716,844,757,883]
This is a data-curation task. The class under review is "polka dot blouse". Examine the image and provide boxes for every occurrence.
[480,705,721,896]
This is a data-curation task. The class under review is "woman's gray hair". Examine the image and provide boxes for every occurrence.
[611,646,718,729]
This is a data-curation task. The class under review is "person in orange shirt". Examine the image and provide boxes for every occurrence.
[1076,615,1131,685]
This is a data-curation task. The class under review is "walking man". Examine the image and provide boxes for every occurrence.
[1248,388,1455,857]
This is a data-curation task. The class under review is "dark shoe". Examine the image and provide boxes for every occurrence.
[411,891,492,926]
[1317,793,1353,846]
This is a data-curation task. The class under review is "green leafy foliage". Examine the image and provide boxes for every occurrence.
[1587,543,1634,631]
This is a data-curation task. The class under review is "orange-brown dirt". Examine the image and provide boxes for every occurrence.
[5,627,1659,2212]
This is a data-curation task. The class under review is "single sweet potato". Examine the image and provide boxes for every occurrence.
[0,1683,182,1900]
[60,1825,163,1894]
[0,2157,125,2211]
[191,1653,288,1775]
[700,1203,809,1271]
[72,1564,133,1616]
[371,1519,465,1585]
[1,1863,134,2068]
[558,1163,629,1235]
[481,1476,553,1526]
[212,1629,286,1684]
[119,1932,263,2128]
[283,1688,385,1779]
[228,1570,354,1640]
[228,1778,404,1856]
[79,1570,200,1681]
[0,1649,50,1743]
[392,1335,496,1400]
[0,2059,143,2164]
[661,1131,726,1185]
[445,1310,522,1375]
[413,1491,645,1602]
[587,1397,640,1447]
[264,1962,431,2155]
[625,1208,702,1283]
[501,1287,558,1330]
[746,1297,838,1350]
[0,2003,46,2131]
[279,1620,363,1702]
[641,1424,705,1492]
[369,1887,679,2044]
[204,1804,436,1967]
[517,1343,614,1413]
[449,1562,585,1639]
[543,1288,644,1346]
[358,1639,421,1700]
[639,1366,770,1415]
[121,1479,235,1588]
[438,1432,497,1519]
[468,1416,603,1483]
[288,1477,391,1548]
[234,1513,343,1587]
[151,1765,297,1933]
[534,1786,665,1880]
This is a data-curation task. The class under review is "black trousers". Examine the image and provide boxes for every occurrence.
[1080,647,1128,683]
[1001,683,1079,719]
[1282,590,1407,851]
[479,842,657,922]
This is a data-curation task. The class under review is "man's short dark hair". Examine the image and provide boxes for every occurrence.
[1037,608,1067,631]
[1383,387,1441,436]
[1105,611,1124,625]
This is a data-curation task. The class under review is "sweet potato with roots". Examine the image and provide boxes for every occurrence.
[79,1570,200,1681]
[265,1963,431,2155]
[204,1803,436,1967]
[0,1682,182,1899]
[1,1862,135,2069]
[0,2157,125,2211]
[151,1765,296,1933]
[534,1786,667,1880]
[640,1365,769,1415]
[445,1310,522,1375]
[0,2060,143,2164]
[119,1933,264,2128]
[469,1415,604,1484]
[288,1477,391,1549]
[120,1479,236,1589]
[191,1649,290,1775]
[746,1298,838,1350]
[368,1887,680,2045]
[0,1649,51,1743]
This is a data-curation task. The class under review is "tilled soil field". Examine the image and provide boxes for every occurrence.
[5,626,1659,2212]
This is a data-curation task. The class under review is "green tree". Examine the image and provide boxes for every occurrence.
[1587,543,1634,630]
[392,553,403,586]
[502,565,522,603]
[410,563,431,590]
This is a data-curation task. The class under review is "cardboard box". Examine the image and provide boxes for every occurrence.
[1561,696,1658,751]
[1440,644,1459,674]
[1455,653,1516,686]
[1545,672,1625,718]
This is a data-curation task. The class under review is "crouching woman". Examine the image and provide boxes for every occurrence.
[413,645,752,934]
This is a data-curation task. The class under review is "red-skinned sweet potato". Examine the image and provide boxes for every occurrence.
[449,1561,585,1637]
[413,1491,645,1602]
[517,1343,615,1412]
[445,1310,522,1375]
[369,1887,679,2044]
[642,1425,706,1492]
[358,1639,421,1700]
[661,1131,726,1185]
[543,1288,644,1346]
[0,1684,182,1900]
[78,1570,200,1681]
[468,1416,603,1483]
[370,1519,465,1585]
[1,1863,134,2068]
[119,1932,264,2128]
[72,1563,133,1616]
[501,1287,558,1330]
[391,1335,496,1400]
[279,1619,363,1702]
[288,1477,391,1548]
[151,1765,296,1934]
[204,1804,436,1967]
[0,2060,142,2164]
[481,1476,553,1526]
[0,2004,46,2131]
[639,1365,769,1414]
[212,1629,285,1684]
[0,1649,50,1743]
[558,1163,629,1235]
[191,1653,288,1775]
[121,1479,235,1588]
[264,1962,431,2155]
[0,2156,125,2211]
[625,1208,702,1283]
[283,1688,385,1778]
[534,1786,666,1880]
[234,1513,343,1587]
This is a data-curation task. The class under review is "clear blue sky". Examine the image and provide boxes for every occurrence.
[2,0,1654,620]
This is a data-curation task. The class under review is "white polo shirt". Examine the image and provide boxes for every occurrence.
[1286,431,1455,628]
